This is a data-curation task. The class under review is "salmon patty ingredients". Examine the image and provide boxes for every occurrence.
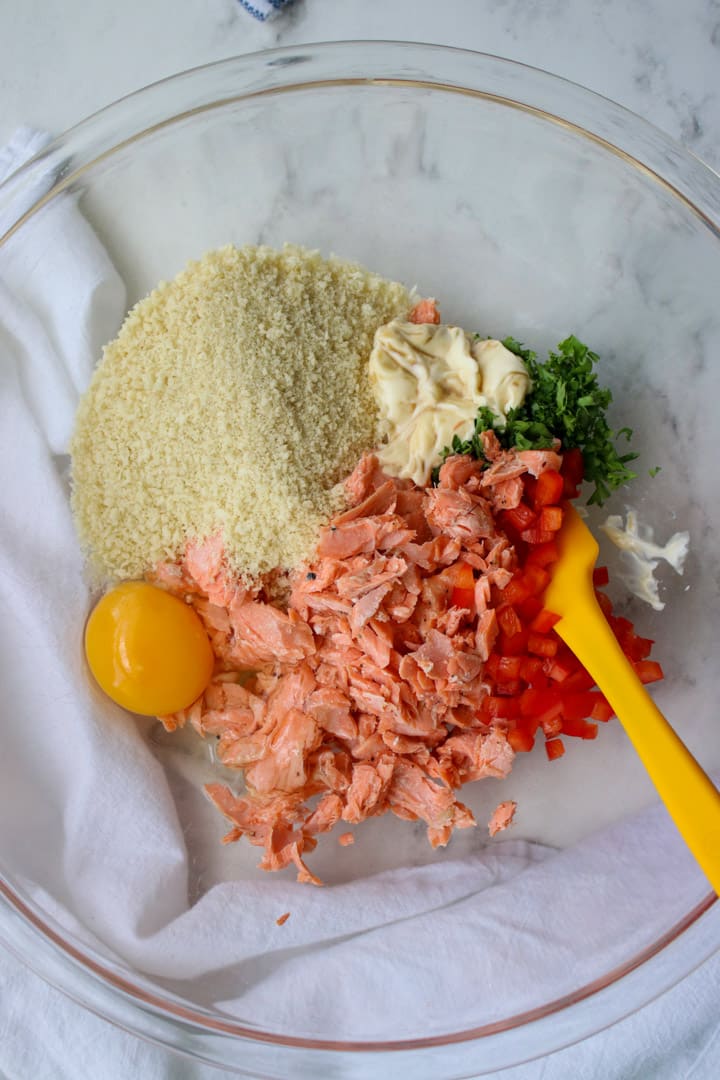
[70,248,664,883]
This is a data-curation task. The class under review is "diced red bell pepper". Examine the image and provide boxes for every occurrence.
[633,660,664,684]
[520,686,561,719]
[538,506,563,532]
[444,562,476,611]
[496,655,523,682]
[590,696,614,722]
[596,590,613,617]
[534,469,564,508]
[521,527,556,545]
[623,634,655,662]
[496,678,523,696]
[528,632,558,658]
[508,727,535,752]
[530,608,561,633]
[517,595,543,622]
[544,656,576,683]
[500,627,530,656]
[501,576,532,605]
[479,694,503,719]
[523,565,551,596]
[560,667,596,693]
[612,616,634,642]
[545,737,566,761]
[451,586,475,610]
[483,648,500,673]
[561,448,584,485]
[560,691,600,723]
[541,711,563,736]
[592,566,610,587]
[503,504,537,532]
[525,540,560,567]
[561,716,598,740]
[520,656,546,685]
[523,474,538,504]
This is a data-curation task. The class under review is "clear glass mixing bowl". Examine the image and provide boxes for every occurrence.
[0,42,718,1078]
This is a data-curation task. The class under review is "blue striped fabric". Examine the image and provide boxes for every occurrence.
[237,0,293,20]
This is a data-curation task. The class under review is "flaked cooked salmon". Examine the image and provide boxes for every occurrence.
[157,445,559,883]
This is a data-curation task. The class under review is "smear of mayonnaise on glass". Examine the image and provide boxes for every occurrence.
[369,320,529,485]
[599,509,689,611]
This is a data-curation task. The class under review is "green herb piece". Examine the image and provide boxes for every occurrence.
[438,334,638,505]
[649,465,662,478]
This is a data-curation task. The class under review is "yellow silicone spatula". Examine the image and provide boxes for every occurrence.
[544,503,720,895]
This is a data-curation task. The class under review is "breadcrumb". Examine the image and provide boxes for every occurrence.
[70,244,409,581]
[276,912,291,926]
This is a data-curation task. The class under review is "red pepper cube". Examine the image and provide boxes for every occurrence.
[534,469,564,508]
[525,540,561,568]
[503,504,537,532]
[524,565,551,596]
[451,586,475,611]
[500,627,530,656]
[484,653,501,679]
[478,694,506,719]
[624,634,655,662]
[528,632,558,658]
[561,668,596,693]
[561,448,584,485]
[596,590,614,617]
[520,656,545,684]
[502,576,532,605]
[544,657,575,683]
[530,608,562,634]
[518,595,544,623]
[633,660,664,685]
[521,527,556,545]
[523,475,538,504]
[496,679,523,697]
[520,686,561,719]
[592,566,610,587]
[541,711,563,736]
[545,737,565,761]
[560,691,598,723]
[562,716,598,739]
[496,655,523,682]
[590,696,614,722]
[508,727,535,752]
[538,506,563,532]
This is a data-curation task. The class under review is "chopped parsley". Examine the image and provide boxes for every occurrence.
[437,334,638,506]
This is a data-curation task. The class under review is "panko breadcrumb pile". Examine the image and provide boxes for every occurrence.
[70,245,410,581]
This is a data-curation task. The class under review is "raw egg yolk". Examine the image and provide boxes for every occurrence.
[84,581,214,716]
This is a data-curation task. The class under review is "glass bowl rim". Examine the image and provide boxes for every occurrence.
[1,38,718,1075]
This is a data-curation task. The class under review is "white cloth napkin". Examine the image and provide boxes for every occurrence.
[1,128,719,1078]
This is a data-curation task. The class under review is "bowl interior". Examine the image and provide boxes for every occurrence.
[1,44,718,1072]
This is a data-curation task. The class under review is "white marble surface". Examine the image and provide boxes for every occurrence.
[1,0,719,172]
[1,2,719,1079]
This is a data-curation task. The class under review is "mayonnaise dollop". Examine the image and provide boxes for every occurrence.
[599,509,689,611]
[368,320,530,485]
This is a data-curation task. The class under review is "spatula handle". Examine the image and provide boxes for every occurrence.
[558,600,720,896]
